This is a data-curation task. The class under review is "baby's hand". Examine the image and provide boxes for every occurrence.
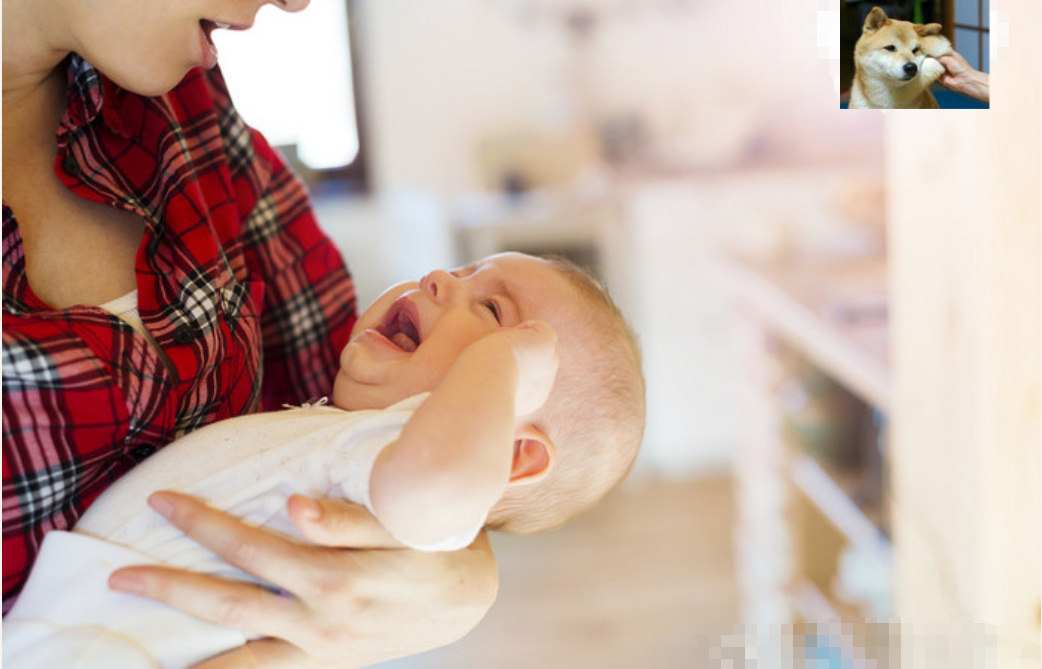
[497,320,559,417]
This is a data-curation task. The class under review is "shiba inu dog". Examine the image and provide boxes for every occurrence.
[849,7,952,109]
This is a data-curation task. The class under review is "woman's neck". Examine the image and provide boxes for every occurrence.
[2,0,71,106]
[2,33,68,204]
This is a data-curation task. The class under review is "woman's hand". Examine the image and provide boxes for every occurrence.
[937,51,990,103]
[109,491,498,669]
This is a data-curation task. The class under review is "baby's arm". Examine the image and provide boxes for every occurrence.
[369,321,558,548]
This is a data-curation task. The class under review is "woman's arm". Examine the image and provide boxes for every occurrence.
[368,321,559,548]
[111,492,498,669]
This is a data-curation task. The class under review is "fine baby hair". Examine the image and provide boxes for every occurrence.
[487,255,646,535]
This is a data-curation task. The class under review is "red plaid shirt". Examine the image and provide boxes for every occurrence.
[2,55,357,612]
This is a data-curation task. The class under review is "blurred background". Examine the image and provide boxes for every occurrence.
[214,0,1039,666]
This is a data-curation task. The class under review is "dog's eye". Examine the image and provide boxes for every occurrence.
[885,45,896,52]
[912,46,920,54]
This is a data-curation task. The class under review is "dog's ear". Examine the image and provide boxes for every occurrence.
[863,7,888,33]
[914,22,943,36]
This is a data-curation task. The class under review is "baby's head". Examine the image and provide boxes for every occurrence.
[333,252,646,534]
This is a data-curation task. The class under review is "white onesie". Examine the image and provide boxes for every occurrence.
[3,393,482,669]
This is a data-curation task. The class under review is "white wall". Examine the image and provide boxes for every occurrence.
[355,0,568,194]
[354,0,870,196]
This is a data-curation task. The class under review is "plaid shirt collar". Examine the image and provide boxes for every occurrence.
[57,54,134,146]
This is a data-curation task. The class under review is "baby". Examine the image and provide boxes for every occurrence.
[3,252,646,669]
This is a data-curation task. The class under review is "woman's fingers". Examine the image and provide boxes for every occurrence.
[119,491,499,666]
[108,565,301,640]
[146,491,329,595]
[187,638,309,669]
[287,494,402,548]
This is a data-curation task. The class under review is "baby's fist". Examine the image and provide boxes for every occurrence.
[500,320,559,416]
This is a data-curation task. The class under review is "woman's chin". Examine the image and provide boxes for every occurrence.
[103,63,191,98]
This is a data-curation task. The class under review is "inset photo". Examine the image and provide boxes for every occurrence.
[840,0,990,109]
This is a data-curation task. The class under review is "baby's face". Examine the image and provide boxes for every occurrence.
[333,253,580,411]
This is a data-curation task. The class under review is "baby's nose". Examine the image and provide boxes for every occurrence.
[421,270,455,301]
[273,0,311,13]
[904,62,918,76]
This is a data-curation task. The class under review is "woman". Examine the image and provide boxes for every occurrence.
[1,0,497,666]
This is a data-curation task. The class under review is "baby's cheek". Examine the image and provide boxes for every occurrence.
[330,374,355,409]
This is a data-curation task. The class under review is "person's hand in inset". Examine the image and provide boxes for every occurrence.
[937,51,990,103]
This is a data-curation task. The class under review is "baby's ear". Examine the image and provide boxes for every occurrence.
[864,7,888,33]
[915,22,943,36]
[507,425,556,486]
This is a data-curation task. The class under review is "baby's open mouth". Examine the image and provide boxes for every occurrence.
[377,300,421,353]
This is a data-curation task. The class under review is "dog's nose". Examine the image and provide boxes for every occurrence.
[904,62,918,76]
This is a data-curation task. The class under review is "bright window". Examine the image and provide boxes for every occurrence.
[212,0,360,170]
[952,0,989,73]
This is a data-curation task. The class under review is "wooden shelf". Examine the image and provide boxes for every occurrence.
[723,250,894,626]
[788,578,875,623]
[718,253,890,410]
[791,453,892,562]
[790,455,893,623]
[789,579,842,622]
